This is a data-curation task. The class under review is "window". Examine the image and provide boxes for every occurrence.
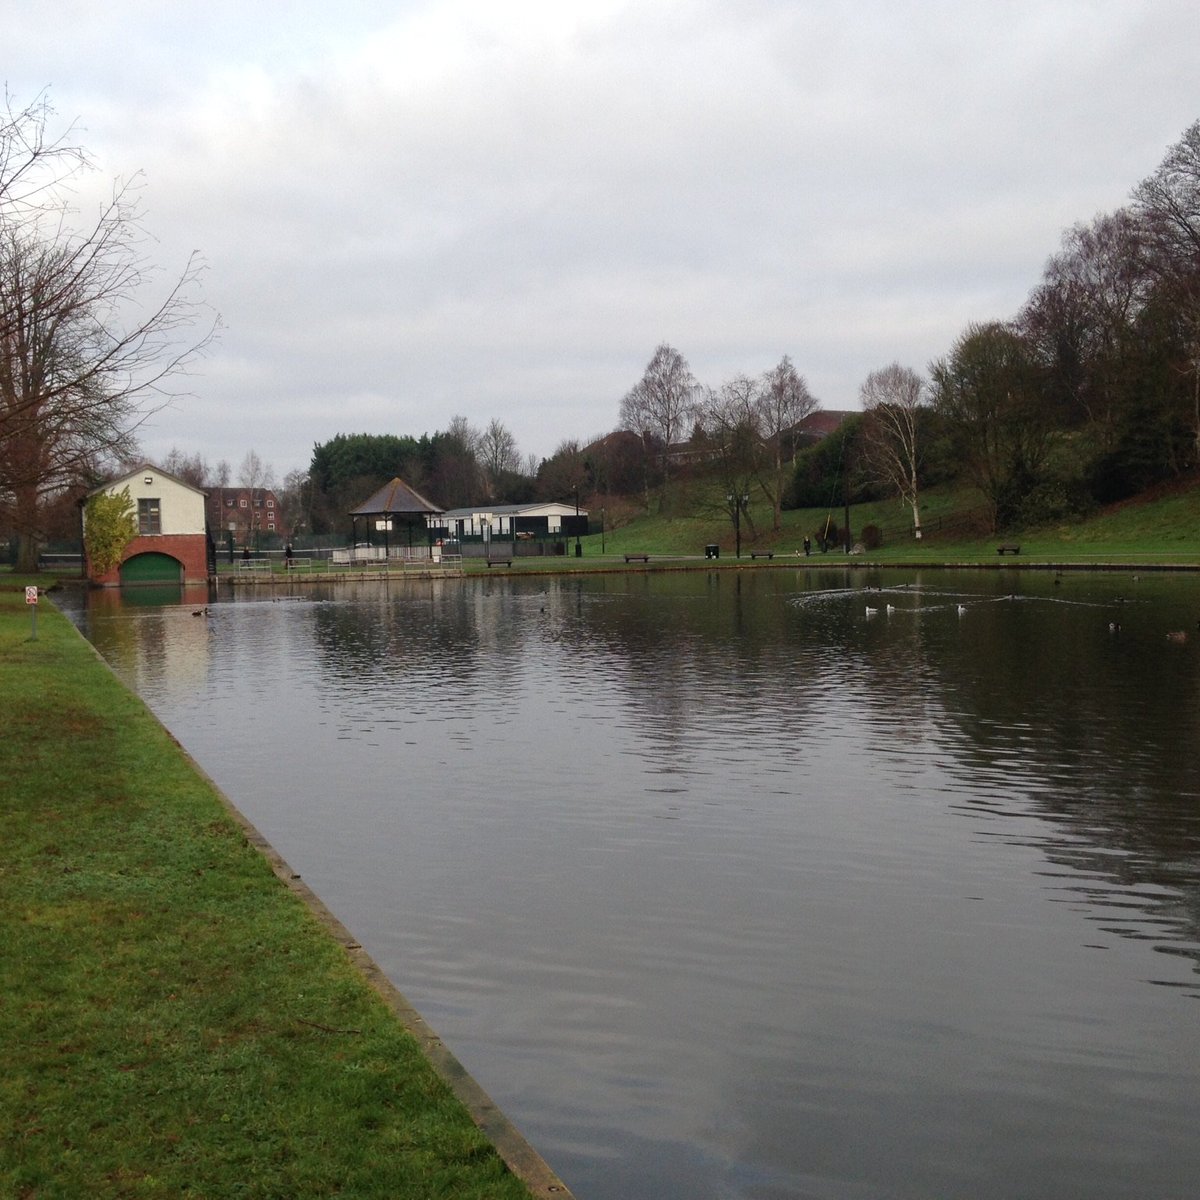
[267,522,276,531]
[226,498,234,507]
[266,498,274,508]
[239,498,247,508]
[138,498,161,535]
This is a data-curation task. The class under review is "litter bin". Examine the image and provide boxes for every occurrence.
[705,544,720,560]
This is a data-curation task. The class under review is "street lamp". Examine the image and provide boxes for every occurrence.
[573,485,582,557]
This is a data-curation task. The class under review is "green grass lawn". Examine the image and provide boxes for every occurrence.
[0,581,540,1200]
[574,478,1200,565]
[190,473,1199,575]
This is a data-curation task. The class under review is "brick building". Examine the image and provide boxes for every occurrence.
[205,486,286,545]
[83,463,209,586]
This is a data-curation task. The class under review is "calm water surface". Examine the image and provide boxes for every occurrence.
[60,568,1200,1199]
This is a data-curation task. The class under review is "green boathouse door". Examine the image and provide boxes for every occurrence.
[119,552,183,585]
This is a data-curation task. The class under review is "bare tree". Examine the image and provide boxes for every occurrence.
[931,323,1048,532]
[1132,120,1200,457]
[445,414,480,456]
[536,437,586,502]
[237,449,275,490]
[1020,209,1150,445]
[859,364,927,538]
[0,91,86,242]
[0,96,216,570]
[699,375,762,555]
[162,446,209,487]
[478,418,520,496]
[277,466,311,536]
[212,459,231,487]
[429,414,482,507]
[619,343,698,502]
[757,355,816,530]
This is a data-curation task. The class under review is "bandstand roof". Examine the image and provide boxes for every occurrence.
[348,477,443,518]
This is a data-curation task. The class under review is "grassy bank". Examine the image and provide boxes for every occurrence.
[0,582,540,1200]
[578,478,1200,565]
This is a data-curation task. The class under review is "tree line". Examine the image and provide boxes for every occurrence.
[620,120,1200,540]
[870,121,1200,534]
[5,91,1198,567]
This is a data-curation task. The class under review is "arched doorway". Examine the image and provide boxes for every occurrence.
[119,552,183,585]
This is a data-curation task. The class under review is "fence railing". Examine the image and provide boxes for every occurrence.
[328,548,462,572]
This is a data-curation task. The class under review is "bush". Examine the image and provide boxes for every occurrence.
[1008,477,1095,528]
[812,522,842,549]
[861,524,883,550]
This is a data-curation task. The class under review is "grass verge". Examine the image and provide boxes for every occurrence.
[0,584,539,1200]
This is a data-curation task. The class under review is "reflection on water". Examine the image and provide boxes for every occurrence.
[58,569,1200,1200]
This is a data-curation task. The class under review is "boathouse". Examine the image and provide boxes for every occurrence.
[83,463,210,586]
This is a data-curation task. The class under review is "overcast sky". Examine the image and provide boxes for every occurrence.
[8,1,1200,480]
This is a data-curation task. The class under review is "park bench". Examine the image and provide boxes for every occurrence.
[237,559,271,571]
[624,553,650,563]
[750,551,775,560]
[485,558,512,568]
[996,544,1021,556]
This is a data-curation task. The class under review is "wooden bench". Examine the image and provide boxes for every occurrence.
[624,553,650,563]
[996,544,1021,556]
[750,551,774,560]
[484,558,512,568]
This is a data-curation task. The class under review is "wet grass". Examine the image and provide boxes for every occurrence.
[570,479,1200,566]
[0,584,534,1200]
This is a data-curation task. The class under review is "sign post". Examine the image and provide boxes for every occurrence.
[25,585,38,641]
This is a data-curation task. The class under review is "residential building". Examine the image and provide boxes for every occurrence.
[206,486,285,545]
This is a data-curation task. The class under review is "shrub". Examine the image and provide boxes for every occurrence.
[812,522,842,549]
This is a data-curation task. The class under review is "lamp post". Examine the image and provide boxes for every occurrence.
[573,485,582,557]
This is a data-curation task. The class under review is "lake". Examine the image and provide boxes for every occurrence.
[58,566,1200,1199]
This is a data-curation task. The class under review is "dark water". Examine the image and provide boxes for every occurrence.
[58,568,1200,1199]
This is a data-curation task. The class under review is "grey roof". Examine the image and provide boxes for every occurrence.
[348,477,443,517]
[437,501,587,518]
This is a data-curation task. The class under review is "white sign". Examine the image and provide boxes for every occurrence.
[25,586,38,605]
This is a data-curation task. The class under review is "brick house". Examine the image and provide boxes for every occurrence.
[84,463,210,586]
[205,486,286,545]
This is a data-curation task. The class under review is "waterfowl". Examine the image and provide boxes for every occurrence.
[1166,631,1188,643]
[865,606,878,616]
[956,604,967,615]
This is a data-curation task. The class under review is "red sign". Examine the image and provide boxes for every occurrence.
[25,586,38,605]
